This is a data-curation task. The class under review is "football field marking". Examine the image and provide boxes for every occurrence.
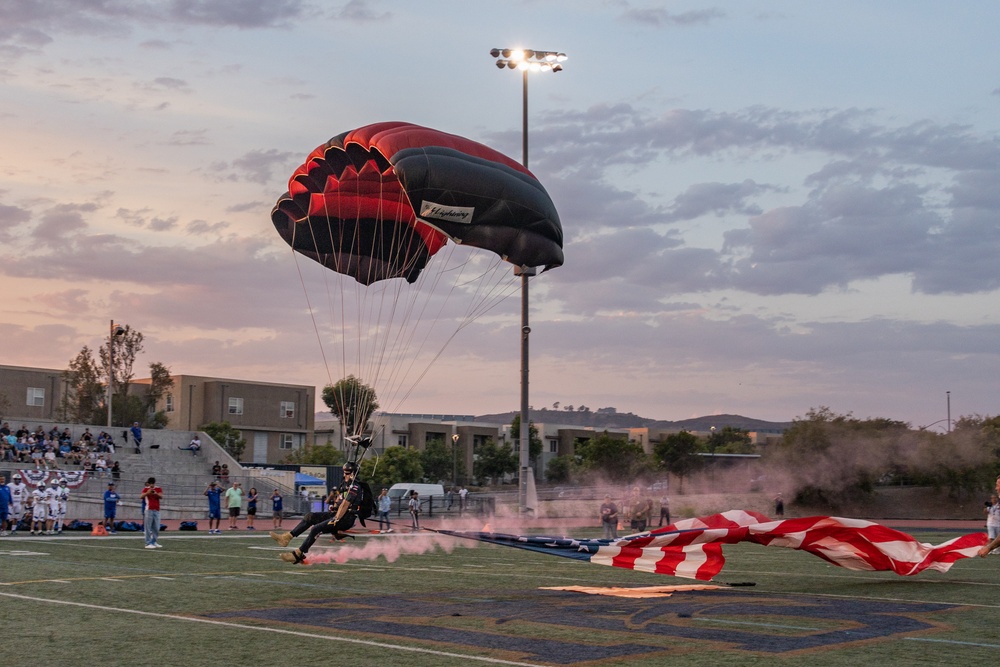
[0,591,547,667]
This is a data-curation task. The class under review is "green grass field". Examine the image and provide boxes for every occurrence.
[2,528,998,666]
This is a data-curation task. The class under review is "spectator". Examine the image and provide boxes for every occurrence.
[658,495,670,527]
[628,487,653,533]
[408,490,421,530]
[246,487,258,530]
[179,436,201,455]
[600,495,619,539]
[225,481,243,530]
[95,456,108,478]
[103,482,120,533]
[985,491,1000,555]
[774,493,785,517]
[211,461,222,477]
[44,445,57,469]
[377,487,392,533]
[0,474,11,536]
[204,481,223,534]
[271,489,284,529]
[130,422,143,454]
[219,464,230,484]
[140,477,162,549]
[458,485,468,514]
[111,461,121,480]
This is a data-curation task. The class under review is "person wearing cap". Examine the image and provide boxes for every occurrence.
[103,482,121,533]
[204,480,223,534]
[277,461,375,564]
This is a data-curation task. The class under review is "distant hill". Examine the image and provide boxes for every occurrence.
[317,408,794,433]
[474,409,793,433]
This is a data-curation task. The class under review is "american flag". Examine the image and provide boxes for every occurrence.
[436,510,988,581]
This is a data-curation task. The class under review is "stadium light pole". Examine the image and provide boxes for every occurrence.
[490,47,567,514]
[946,390,951,433]
[106,320,126,427]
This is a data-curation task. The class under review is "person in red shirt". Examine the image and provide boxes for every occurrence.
[140,477,163,549]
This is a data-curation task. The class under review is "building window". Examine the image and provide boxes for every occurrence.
[26,387,44,407]
[280,401,295,418]
[279,433,294,449]
[397,435,408,448]
[228,397,244,415]
[548,439,558,453]
[165,393,174,412]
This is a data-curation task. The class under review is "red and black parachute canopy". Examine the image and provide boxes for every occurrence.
[272,121,563,285]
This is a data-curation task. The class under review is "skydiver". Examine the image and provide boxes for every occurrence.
[276,461,374,564]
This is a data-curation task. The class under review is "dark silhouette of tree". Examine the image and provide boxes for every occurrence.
[322,375,379,437]
[654,431,702,493]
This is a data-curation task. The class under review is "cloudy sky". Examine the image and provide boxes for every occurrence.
[2,0,998,427]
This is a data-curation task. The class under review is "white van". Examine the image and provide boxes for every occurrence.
[387,483,446,503]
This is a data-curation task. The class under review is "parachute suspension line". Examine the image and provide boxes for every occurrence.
[289,225,334,387]
[363,177,415,420]
[390,251,521,410]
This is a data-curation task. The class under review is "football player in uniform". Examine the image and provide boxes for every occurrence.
[31,483,48,535]
[55,479,70,534]
[47,480,60,534]
[8,473,28,534]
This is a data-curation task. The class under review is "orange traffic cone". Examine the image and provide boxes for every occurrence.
[92,523,108,536]
[481,523,492,533]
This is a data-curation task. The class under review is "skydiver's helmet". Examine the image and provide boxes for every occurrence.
[342,462,359,475]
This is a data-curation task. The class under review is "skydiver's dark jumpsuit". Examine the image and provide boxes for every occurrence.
[298,481,371,556]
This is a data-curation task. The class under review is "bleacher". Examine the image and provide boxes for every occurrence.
[1,425,306,522]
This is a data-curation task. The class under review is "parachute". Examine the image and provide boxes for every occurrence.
[272,122,564,432]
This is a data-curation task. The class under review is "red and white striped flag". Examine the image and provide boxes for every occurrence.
[437,510,988,581]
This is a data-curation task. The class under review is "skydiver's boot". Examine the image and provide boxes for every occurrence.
[280,549,305,564]
[270,531,293,547]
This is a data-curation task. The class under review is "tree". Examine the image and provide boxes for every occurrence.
[99,325,144,417]
[706,426,755,454]
[765,407,912,506]
[544,455,574,483]
[60,346,105,424]
[575,431,648,482]
[420,435,452,483]
[473,437,517,485]
[509,415,542,468]
[653,431,702,493]
[283,442,344,466]
[360,446,423,490]
[322,375,378,437]
[202,421,246,460]
[142,361,173,427]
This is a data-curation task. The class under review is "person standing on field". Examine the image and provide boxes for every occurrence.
[225,481,244,530]
[141,477,162,549]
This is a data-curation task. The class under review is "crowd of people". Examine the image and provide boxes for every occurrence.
[598,487,670,539]
[0,422,124,478]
